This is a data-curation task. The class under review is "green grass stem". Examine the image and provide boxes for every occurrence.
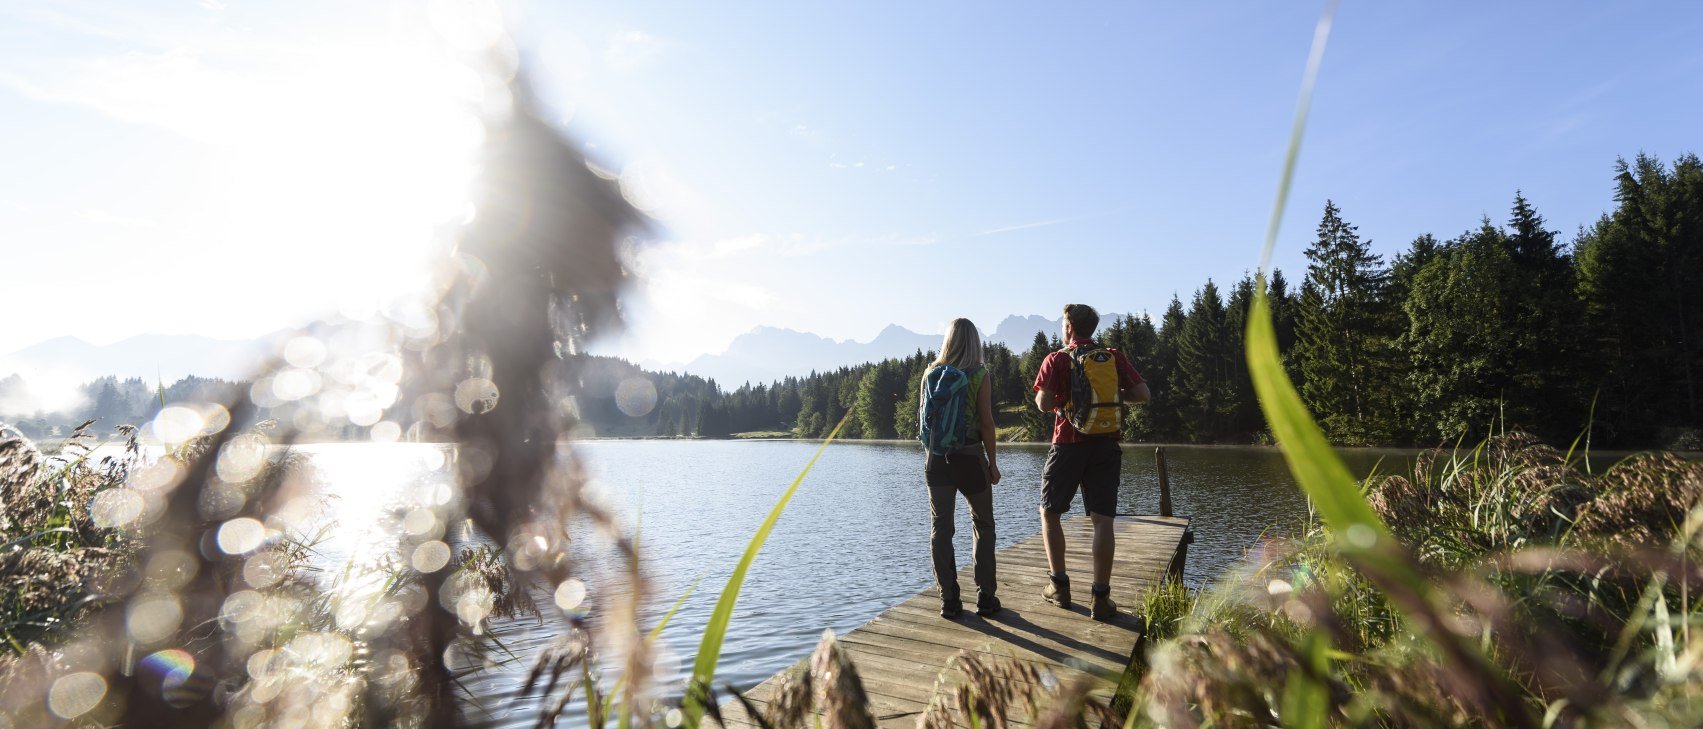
[684,412,851,725]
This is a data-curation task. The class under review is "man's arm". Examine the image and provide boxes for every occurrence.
[979,378,1001,485]
[1115,350,1150,405]
[1033,351,1061,412]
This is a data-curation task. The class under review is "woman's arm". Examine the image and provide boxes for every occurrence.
[978,375,1001,484]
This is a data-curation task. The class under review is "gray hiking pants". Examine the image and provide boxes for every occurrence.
[926,446,996,605]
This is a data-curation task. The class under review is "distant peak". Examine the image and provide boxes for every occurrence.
[743,325,822,338]
[31,335,94,346]
[994,313,1056,331]
[7,335,96,356]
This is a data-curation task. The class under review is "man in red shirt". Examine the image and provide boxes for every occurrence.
[1032,304,1150,621]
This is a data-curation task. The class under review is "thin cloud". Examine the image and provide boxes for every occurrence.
[971,208,1122,238]
[972,216,1078,237]
[644,232,936,262]
[828,158,884,170]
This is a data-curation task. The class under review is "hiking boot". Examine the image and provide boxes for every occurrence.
[976,595,1001,617]
[1043,575,1071,609]
[1090,587,1118,622]
[940,599,963,620]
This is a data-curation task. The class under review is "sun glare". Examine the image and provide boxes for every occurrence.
[196,8,507,325]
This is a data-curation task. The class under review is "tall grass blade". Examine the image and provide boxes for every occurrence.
[1564,392,1599,474]
[1246,7,1537,724]
[684,412,852,725]
[1280,632,1330,729]
[606,571,707,724]
[1248,0,1395,558]
[1257,0,1336,277]
[652,570,706,645]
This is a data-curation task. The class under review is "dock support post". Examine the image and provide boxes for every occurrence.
[1156,447,1172,518]
[1167,527,1193,582]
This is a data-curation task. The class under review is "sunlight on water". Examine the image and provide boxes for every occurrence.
[308,444,453,564]
[69,434,1405,727]
[181,438,1398,728]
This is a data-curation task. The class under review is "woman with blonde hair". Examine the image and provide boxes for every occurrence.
[918,317,1001,619]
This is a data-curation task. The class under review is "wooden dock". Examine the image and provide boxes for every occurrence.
[711,513,1193,728]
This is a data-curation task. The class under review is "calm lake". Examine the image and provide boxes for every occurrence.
[292,439,1412,727]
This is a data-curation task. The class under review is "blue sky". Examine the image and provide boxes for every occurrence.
[3,1,1700,366]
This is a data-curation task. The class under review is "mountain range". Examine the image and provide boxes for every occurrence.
[0,314,1068,411]
[657,314,1063,386]
[0,334,271,384]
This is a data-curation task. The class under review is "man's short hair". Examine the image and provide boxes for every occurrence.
[1064,304,1099,337]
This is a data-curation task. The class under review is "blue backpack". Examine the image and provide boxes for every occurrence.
[918,365,981,456]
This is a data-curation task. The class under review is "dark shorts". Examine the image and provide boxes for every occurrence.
[925,446,991,496]
[1041,440,1121,516]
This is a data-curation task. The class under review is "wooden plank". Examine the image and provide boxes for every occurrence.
[710,514,1190,729]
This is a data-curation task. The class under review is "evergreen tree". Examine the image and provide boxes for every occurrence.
[1266,268,1299,374]
[1018,332,1054,440]
[1017,333,1048,391]
[699,401,731,437]
[774,378,801,430]
[1119,314,1163,441]
[983,343,1022,407]
[1144,295,1189,440]
[854,360,903,439]
[1124,314,1159,365]
[833,368,864,438]
[1404,221,1520,442]
[1175,281,1234,441]
[1389,235,1440,301]
[894,355,928,440]
[1294,201,1394,444]
[1576,153,1703,445]
[1384,234,1441,441]
[1100,315,1131,354]
[1222,275,1261,439]
[1402,197,1591,443]
[1503,193,1587,439]
[794,376,827,438]
[90,379,127,425]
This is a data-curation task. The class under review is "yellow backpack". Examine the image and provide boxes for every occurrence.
[1062,343,1124,436]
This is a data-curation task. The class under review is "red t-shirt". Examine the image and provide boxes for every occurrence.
[1032,339,1146,444]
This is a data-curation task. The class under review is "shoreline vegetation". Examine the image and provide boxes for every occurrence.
[29,430,1701,461]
